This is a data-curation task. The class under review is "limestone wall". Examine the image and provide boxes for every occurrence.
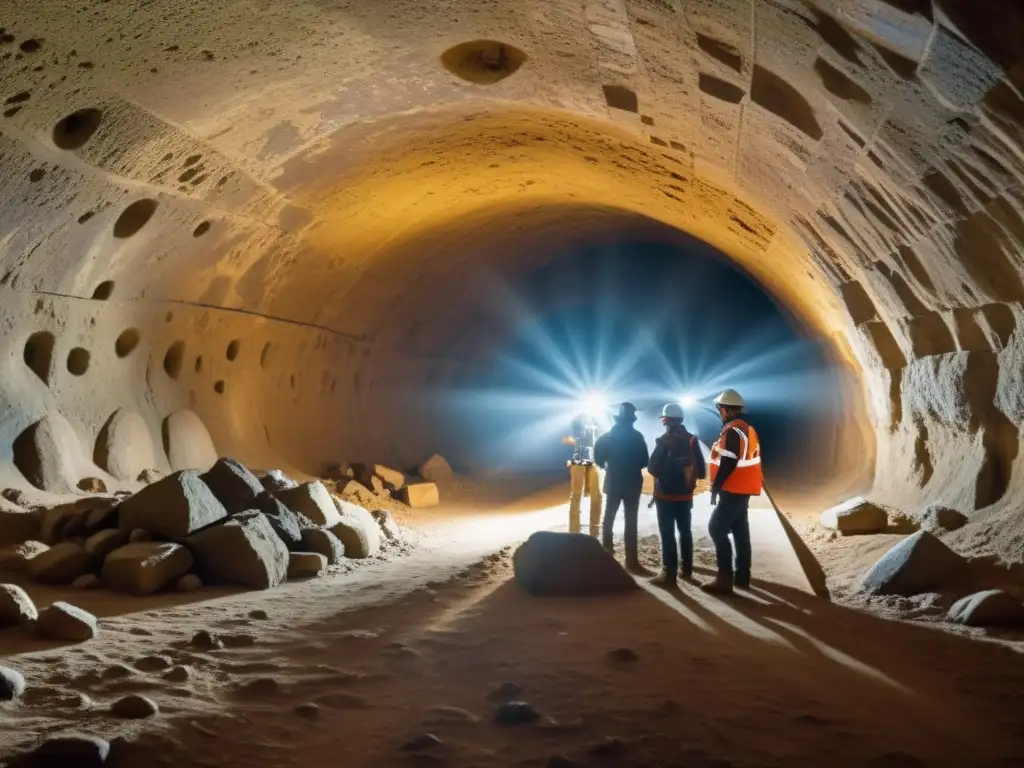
[1,1,1022,548]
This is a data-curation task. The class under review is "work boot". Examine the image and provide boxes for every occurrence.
[734,577,751,590]
[700,574,734,595]
[649,571,677,590]
[627,560,653,577]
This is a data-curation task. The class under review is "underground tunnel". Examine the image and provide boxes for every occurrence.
[1,0,1024,766]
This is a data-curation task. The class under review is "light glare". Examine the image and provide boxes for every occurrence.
[679,393,697,408]
[577,390,610,419]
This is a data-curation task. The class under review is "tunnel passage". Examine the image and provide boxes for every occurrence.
[0,0,1021,561]
[444,238,863,498]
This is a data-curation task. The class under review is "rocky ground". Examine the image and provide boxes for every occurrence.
[3,480,1024,767]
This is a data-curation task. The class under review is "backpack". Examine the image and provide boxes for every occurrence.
[657,434,698,496]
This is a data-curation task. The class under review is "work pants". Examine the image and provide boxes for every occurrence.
[654,499,693,578]
[568,463,602,536]
[708,492,752,584]
[601,488,641,563]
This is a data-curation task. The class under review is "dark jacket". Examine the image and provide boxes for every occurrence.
[649,424,706,501]
[593,420,649,494]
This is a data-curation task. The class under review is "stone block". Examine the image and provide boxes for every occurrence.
[400,482,439,508]
[101,542,194,595]
[187,512,288,589]
[118,470,227,541]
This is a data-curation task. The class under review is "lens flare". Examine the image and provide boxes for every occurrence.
[577,390,610,419]
[679,393,697,408]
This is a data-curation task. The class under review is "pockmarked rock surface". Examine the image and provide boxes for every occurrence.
[860,531,973,597]
[513,532,639,596]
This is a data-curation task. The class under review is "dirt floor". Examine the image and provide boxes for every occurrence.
[3,483,1024,767]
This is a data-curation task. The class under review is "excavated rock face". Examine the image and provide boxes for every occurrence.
[0,1,1022,553]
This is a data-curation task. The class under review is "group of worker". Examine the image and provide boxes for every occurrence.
[566,389,762,595]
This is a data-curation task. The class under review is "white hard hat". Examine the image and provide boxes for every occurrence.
[713,389,745,408]
[661,403,684,419]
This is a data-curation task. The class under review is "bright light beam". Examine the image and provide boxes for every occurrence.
[679,393,697,408]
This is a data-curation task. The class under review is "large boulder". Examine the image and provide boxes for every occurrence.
[201,457,264,514]
[948,590,1024,627]
[299,528,345,564]
[0,540,48,571]
[921,505,968,534]
[419,454,453,483]
[0,665,26,701]
[255,492,306,547]
[27,542,92,584]
[36,601,98,641]
[163,409,217,472]
[41,504,80,544]
[274,481,341,527]
[118,470,227,541]
[513,532,639,596]
[400,482,439,508]
[186,511,288,589]
[338,479,379,508]
[0,584,38,627]
[329,498,381,558]
[819,497,888,535]
[95,408,157,482]
[859,530,973,596]
[101,542,194,595]
[260,469,297,492]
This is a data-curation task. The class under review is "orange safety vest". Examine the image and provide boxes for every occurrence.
[708,419,763,496]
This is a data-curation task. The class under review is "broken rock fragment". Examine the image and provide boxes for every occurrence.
[274,481,341,527]
[187,511,289,589]
[201,457,264,514]
[36,601,99,642]
[859,530,972,596]
[23,733,110,768]
[288,551,328,579]
[299,528,345,564]
[0,665,26,701]
[101,542,194,595]
[819,497,887,535]
[400,482,440,508]
[921,505,968,533]
[27,542,92,584]
[118,470,227,541]
[948,590,1024,627]
[0,540,48,572]
[255,491,306,547]
[85,529,127,559]
[0,583,38,626]
[260,468,297,491]
[513,532,638,596]
[419,453,453,482]
[328,499,380,558]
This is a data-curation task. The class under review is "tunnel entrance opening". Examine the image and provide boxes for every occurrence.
[442,236,856,500]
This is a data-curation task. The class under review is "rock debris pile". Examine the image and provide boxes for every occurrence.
[0,455,424,646]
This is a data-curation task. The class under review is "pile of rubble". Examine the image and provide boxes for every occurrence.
[324,452,453,510]
[0,457,417,605]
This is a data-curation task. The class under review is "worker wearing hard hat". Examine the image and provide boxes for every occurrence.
[563,412,602,537]
[646,402,706,588]
[704,389,763,595]
[593,402,650,571]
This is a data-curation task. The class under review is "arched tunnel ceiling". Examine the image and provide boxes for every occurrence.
[1,0,1023,522]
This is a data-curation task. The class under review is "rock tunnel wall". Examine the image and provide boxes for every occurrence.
[0,0,1022,548]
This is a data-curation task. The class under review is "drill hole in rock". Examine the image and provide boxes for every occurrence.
[115,328,140,358]
[92,280,115,300]
[195,355,204,373]
[440,40,527,85]
[113,198,158,239]
[24,331,55,384]
[67,347,90,376]
[226,340,240,361]
[214,380,226,394]
[52,107,104,151]
[193,220,211,237]
[163,341,185,379]
[260,341,272,369]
